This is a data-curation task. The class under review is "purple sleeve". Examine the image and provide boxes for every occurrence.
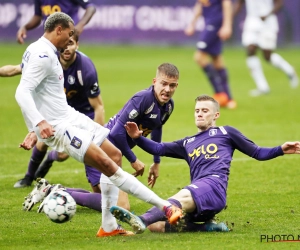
[226,126,284,160]
[71,0,94,9]
[34,0,42,16]
[151,127,162,163]
[135,136,186,160]
[109,121,137,163]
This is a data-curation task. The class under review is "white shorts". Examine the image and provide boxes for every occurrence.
[35,111,109,163]
[242,15,278,50]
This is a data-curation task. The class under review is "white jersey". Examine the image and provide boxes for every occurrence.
[15,36,75,131]
[245,0,275,17]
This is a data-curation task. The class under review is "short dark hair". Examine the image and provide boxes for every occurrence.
[44,12,74,32]
[195,95,220,111]
[72,29,79,42]
[157,63,179,79]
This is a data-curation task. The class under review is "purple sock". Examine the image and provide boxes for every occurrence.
[26,146,47,179]
[140,198,182,226]
[66,189,102,212]
[66,188,91,193]
[47,150,59,162]
[217,68,232,100]
[203,64,224,93]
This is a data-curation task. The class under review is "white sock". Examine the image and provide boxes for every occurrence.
[109,167,170,210]
[100,174,119,232]
[246,56,270,92]
[270,53,294,76]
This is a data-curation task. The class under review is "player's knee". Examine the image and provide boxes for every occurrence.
[57,152,69,162]
[109,148,122,166]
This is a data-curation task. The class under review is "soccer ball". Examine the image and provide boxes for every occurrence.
[43,190,76,223]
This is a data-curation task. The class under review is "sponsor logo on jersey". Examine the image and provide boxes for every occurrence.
[39,55,48,58]
[23,51,31,62]
[129,109,139,119]
[59,74,63,80]
[209,129,217,136]
[149,114,157,119]
[188,184,198,189]
[70,136,82,149]
[168,103,173,114]
[68,75,75,85]
[183,137,195,146]
[144,102,155,114]
[91,82,99,94]
[77,70,83,86]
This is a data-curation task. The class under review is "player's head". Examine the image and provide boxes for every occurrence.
[60,29,79,62]
[153,63,179,105]
[44,12,75,52]
[194,95,220,131]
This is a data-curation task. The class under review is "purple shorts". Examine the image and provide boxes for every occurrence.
[185,176,226,222]
[85,164,101,187]
[197,22,222,56]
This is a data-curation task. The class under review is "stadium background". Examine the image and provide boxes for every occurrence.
[0,0,299,46]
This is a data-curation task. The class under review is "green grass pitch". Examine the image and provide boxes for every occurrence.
[0,43,300,250]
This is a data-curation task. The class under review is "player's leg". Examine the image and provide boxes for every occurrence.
[211,54,236,109]
[35,151,69,179]
[14,141,48,188]
[194,28,228,103]
[242,19,270,96]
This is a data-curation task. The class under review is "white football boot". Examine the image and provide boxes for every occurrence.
[37,184,65,213]
[22,178,52,211]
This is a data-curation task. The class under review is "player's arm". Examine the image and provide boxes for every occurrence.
[75,5,96,35]
[218,0,233,41]
[233,0,245,17]
[261,0,283,20]
[226,126,285,160]
[0,64,22,77]
[125,122,185,159]
[184,1,202,36]
[88,95,105,126]
[17,11,42,44]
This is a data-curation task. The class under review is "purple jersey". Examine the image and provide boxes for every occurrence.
[201,0,224,22]
[63,51,100,119]
[106,86,174,163]
[34,0,93,24]
[135,125,284,184]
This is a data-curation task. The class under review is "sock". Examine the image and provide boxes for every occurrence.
[66,188,102,212]
[100,174,119,232]
[217,68,232,100]
[26,146,47,179]
[203,64,224,93]
[47,150,60,162]
[270,53,295,76]
[140,198,182,226]
[109,167,171,210]
[246,56,270,92]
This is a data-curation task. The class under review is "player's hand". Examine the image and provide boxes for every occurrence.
[37,120,55,139]
[75,24,84,35]
[184,24,196,36]
[281,141,300,154]
[17,26,27,44]
[148,163,160,188]
[125,122,143,139]
[19,132,37,150]
[131,159,145,177]
[218,25,232,41]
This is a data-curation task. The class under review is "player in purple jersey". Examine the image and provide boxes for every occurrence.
[104,63,178,187]
[108,94,300,234]
[185,0,236,109]
[17,0,96,44]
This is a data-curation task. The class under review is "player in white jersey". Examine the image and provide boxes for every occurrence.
[15,12,183,237]
[234,0,298,96]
